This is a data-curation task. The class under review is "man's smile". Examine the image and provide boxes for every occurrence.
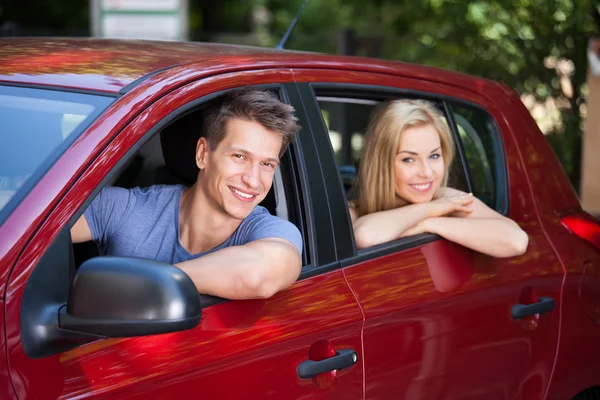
[229,186,258,202]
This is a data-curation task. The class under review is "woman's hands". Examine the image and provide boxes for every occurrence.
[401,193,474,237]
[426,192,474,218]
[353,187,528,257]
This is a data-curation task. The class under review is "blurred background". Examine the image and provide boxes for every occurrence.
[1,0,599,215]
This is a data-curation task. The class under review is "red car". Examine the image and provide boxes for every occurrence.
[1,38,599,400]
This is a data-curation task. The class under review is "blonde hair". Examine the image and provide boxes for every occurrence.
[354,99,455,217]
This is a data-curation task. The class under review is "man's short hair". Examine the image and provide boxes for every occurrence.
[203,89,301,157]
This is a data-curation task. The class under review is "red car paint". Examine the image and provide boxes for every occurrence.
[0,38,598,399]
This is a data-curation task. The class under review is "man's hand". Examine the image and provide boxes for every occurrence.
[71,214,93,243]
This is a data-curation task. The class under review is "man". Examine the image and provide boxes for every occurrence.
[71,89,303,300]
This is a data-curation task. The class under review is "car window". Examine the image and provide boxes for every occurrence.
[72,87,312,268]
[312,88,512,253]
[0,86,112,214]
[450,103,499,208]
[316,95,468,194]
[318,97,376,168]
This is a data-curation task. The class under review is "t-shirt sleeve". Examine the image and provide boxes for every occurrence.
[245,211,303,255]
[83,186,134,246]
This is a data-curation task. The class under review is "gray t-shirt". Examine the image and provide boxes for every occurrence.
[84,185,302,264]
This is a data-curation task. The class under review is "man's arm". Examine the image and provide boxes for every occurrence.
[70,186,133,245]
[71,215,93,243]
[175,238,302,300]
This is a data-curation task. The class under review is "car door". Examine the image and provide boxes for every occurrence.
[293,70,564,400]
[3,72,364,399]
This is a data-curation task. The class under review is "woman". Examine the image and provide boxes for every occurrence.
[350,99,528,257]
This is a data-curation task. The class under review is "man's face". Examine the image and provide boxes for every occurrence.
[196,118,283,220]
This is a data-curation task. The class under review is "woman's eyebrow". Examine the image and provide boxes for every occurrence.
[399,147,441,155]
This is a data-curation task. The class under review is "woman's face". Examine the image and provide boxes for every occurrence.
[394,124,445,204]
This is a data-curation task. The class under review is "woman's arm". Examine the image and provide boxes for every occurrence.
[350,192,474,249]
[421,189,529,257]
[351,203,430,249]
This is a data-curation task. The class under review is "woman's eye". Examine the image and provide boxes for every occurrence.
[430,153,441,160]
[402,158,414,163]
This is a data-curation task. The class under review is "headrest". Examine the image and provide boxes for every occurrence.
[159,112,202,185]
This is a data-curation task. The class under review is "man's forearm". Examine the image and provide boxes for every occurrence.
[175,240,301,300]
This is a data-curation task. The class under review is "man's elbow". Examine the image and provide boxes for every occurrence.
[241,269,278,299]
[240,264,299,299]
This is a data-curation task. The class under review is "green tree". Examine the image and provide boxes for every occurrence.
[268,0,599,190]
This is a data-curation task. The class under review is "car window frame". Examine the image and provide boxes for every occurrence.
[12,77,346,359]
[449,102,505,211]
[58,81,341,304]
[298,82,509,264]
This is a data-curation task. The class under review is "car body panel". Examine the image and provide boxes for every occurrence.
[0,38,286,93]
[0,38,497,95]
[291,68,565,399]
[4,68,364,399]
[0,299,16,400]
[494,88,600,399]
[0,38,597,399]
[10,270,363,399]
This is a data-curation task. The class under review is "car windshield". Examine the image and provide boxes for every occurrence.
[0,86,113,216]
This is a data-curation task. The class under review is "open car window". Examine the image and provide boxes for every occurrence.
[316,95,469,196]
[312,87,506,254]
[72,87,311,269]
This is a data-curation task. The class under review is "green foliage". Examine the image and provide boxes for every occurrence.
[264,0,598,190]
[2,0,597,188]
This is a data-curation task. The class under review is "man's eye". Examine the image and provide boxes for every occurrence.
[263,162,275,168]
[233,154,245,160]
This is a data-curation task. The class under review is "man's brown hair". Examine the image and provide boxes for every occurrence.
[203,89,301,156]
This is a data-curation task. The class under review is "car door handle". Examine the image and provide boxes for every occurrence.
[511,297,555,319]
[297,349,358,379]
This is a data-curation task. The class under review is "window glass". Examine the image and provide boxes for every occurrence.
[0,86,112,213]
[451,103,498,208]
[317,96,376,166]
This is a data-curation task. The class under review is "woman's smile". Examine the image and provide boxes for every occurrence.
[409,182,433,192]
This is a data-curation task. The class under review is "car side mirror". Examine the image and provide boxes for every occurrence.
[59,257,202,337]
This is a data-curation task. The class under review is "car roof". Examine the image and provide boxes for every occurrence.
[0,37,495,95]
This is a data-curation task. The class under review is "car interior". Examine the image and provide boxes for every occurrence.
[72,101,305,268]
[71,90,475,270]
[317,95,470,195]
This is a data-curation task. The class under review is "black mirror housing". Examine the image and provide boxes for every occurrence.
[60,257,202,337]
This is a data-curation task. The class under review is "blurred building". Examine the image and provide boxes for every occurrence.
[91,0,188,41]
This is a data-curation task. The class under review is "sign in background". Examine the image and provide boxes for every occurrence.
[91,0,188,41]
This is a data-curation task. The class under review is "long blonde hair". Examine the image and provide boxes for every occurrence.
[354,99,455,217]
